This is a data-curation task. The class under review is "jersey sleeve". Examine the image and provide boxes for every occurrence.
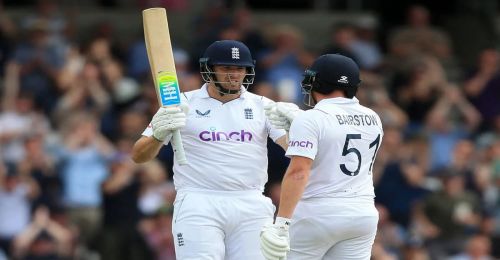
[285,112,318,160]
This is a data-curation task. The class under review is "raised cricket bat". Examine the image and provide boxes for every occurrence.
[143,8,187,165]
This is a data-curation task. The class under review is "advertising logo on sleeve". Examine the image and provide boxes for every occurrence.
[288,139,314,149]
[199,127,253,142]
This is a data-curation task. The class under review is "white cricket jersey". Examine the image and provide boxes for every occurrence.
[286,97,383,199]
[142,84,286,192]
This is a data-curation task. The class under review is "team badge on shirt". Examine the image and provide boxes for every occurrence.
[177,233,184,246]
[244,108,253,119]
[196,109,211,118]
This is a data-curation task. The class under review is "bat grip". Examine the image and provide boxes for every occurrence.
[171,129,188,165]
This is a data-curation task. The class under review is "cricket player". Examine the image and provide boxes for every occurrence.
[131,40,287,259]
[260,54,383,260]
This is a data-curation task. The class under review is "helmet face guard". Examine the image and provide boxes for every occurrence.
[200,57,255,95]
[301,69,316,107]
[199,40,256,95]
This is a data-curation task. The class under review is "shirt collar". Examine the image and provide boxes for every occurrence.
[315,97,359,107]
[197,84,247,99]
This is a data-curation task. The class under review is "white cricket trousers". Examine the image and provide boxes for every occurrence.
[172,188,275,260]
[289,197,379,260]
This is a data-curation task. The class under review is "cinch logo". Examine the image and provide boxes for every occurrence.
[199,130,253,142]
[289,140,313,149]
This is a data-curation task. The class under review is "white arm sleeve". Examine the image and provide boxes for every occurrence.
[285,112,318,160]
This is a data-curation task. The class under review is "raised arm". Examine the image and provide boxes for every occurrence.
[132,104,188,163]
[131,135,165,163]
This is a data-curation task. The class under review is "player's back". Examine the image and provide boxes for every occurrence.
[288,97,383,200]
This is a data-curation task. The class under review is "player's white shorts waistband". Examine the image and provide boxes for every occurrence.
[296,195,377,217]
[301,195,375,204]
[176,188,264,197]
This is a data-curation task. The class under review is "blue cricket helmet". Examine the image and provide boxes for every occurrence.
[201,40,255,68]
[301,54,361,106]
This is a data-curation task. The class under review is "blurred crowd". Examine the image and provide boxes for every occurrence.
[0,0,499,259]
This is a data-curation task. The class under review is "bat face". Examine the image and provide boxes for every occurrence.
[143,7,188,165]
[157,71,181,106]
[142,8,180,108]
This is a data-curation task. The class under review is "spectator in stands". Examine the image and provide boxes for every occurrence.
[0,62,52,164]
[467,165,499,215]
[137,160,175,217]
[375,127,431,227]
[385,4,462,84]
[414,170,482,259]
[19,134,61,210]
[388,5,452,61]
[52,61,111,125]
[425,85,481,171]
[401,237,431,260]
[371,240,398,260]
[376,157,431,228]
[12,19,65,113]
[55,112,115,247]
[115,109,150,142]
[0,162,40,257]
[449,234,495,260]
[97,153,152,260]
[139,205,176,260]
[374,204,407,256]
[230,8,269,61]
[390,56,447,133]
[20,0,71,52]
[356,72,408,129]
[463,48,500,132]
[259,24,314,104]
[350,17,383,71]
[321,22,358,62]
[172,48,201,92]
[190,0,231,68]
[12,205,73,260]
[102,59,140,107]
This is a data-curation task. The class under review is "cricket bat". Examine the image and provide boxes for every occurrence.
[143,8,188,165]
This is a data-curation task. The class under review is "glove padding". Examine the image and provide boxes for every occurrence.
[264,102,303,131]
[260,217,291,260]
[151,104,188,141]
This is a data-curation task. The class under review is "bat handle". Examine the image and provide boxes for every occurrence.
[171,129,188,165]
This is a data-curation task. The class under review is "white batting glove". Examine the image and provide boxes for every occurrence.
[151,104,188,142]
[260,217,291,260]
[264,102,303,131]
